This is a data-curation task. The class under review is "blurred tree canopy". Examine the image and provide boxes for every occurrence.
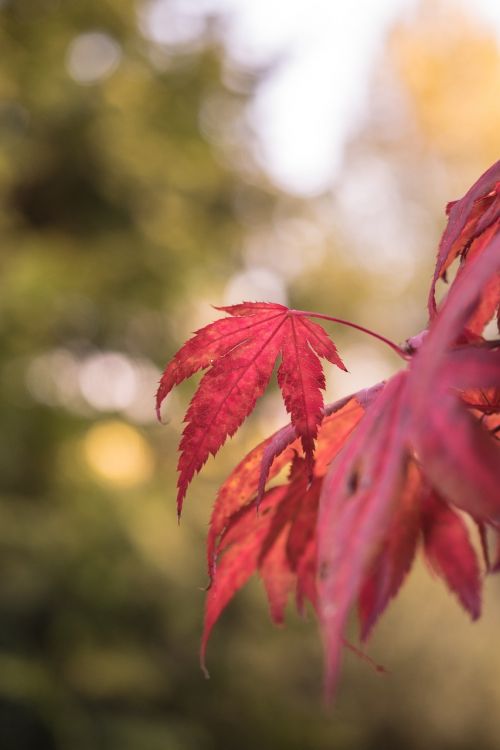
[1,1,500,749]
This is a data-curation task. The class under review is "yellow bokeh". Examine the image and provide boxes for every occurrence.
[83,420,154,487]
[391,3,500,165]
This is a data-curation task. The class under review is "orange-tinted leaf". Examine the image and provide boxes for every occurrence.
[207,431,298,579]
[257,456,310,562]
[295,538,317,614]
[259,529,296,624]
[312,397,365,478]
[201,485,288,672]
[257,385,381,504]
[202,459,321,671]
[461,386,500,413]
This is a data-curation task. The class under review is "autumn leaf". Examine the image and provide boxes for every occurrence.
[317,373,410,697]
[256,384,382,505]
[200,484,287,675]
[257,392,360,505]
[157,302,346,516]
[207,390,369,581]
[410,233,500,521]
[201,458,320,673]
[160,160,500,702]
[358,461,423,642]
[428,159,499,317]
[421,490,481,619]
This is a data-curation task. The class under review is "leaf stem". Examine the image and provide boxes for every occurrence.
[292,310,410,360]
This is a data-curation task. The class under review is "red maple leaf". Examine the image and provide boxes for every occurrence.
[159,160,500,701]
[157,302,346,515]
[428,159,499,318]
[420,489,481,617]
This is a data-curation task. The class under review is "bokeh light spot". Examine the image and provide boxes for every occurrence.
[66,31,122,85]
[223,267,287,306]
[83,421,153,487]
[138,0,205,48]
[78,352,137,412]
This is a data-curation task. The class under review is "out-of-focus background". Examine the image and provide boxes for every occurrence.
[1,0,499,748]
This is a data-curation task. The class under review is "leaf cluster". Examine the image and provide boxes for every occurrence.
[159,161,500,698]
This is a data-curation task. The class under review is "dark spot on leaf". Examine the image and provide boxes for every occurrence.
[319,561,330,580]
[347,468,360,495]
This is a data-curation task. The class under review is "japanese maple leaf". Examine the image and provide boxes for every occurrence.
[201,458,319,673]
[206,391,369,581]
[428,159,499,318]
[202,456,384,677]
[317,235,500,697]
[201,398,371,664]
[156,302,346,515]
[358,464,482,644]
[317,372,412,696]
[160,159,500,703]
[358,460,423,642]
[410,234,500,521]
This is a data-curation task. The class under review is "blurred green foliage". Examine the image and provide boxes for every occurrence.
[1,1,500,749]
[0,3,340,748]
